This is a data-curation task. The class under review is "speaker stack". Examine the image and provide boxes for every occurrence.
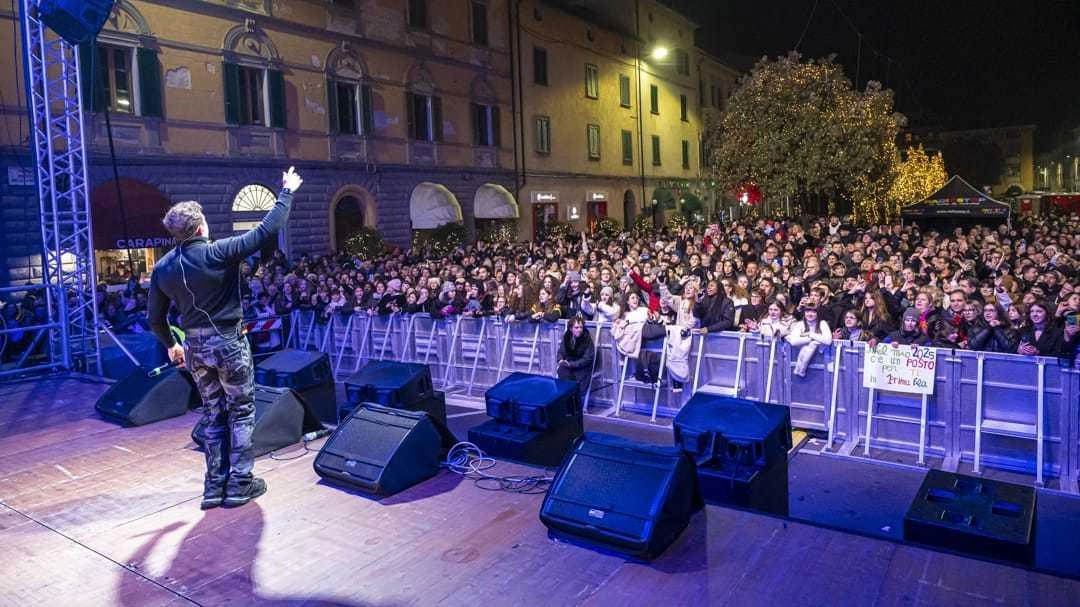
[343,360,446,426]
[255,349,337,425]
[468,372,583,467]
[673,393,792,516]
[540,433,702,560]
[315,361,456,496]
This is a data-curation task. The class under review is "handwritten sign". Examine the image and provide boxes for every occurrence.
[862,343,936,395]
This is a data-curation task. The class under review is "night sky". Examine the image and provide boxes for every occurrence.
[667,0,1080,151]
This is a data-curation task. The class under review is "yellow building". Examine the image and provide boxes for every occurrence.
[0,0,742,282]
[510,0,725,239]
[1,0,516,280]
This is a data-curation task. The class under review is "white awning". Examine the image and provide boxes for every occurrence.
[409,182,463,229]
[473,183,519,219]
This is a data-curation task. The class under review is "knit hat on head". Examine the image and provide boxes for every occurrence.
[903,307,919,323]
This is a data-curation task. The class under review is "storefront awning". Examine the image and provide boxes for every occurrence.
[409,182,463,229]
[90,179,175,249]
[473,183,519,219]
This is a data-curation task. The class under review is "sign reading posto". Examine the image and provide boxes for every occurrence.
[862,343,936,395]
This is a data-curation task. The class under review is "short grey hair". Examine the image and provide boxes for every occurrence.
[163,201,205,241]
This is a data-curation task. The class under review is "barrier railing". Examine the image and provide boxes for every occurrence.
[285,309,1080,491]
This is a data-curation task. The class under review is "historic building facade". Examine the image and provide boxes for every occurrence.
[1,0,516,282]
[0,0,739,284]
[510,0,725,239]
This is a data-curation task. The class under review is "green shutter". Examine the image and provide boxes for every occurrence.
[491,105,501,147]
[222,62,240,125]
[137,47,163,118]
[326,78,339,134]
[78,43,107,112]
[360,84,374,135]
[267,68,286,128]
[432,96,443,142]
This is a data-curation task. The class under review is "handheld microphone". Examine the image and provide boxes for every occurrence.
[146,360,181,378]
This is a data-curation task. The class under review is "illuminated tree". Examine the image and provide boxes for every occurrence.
[704,53,905,220]
[887,145,947,217]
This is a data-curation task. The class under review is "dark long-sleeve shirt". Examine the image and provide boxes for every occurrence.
[693,293,735,332]
[148,189,294,347]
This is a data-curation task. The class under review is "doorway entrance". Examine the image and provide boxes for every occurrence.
[623,190,636,227]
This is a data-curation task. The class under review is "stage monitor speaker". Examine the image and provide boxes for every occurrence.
[904,469,1036,565]
[673,393,791,469]
[344,360,434,410]
[314,404,442,496]
[256,349,337,425]
[37,0,115,44]
[95,367,195,426]
[484,372,581,430]
[696,456,789,516]
[192,386,322,457]
[540,433,702,560]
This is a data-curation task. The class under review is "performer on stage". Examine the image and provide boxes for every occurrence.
[148,166,303,509]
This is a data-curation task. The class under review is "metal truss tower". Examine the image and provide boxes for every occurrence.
[19,0,101,374]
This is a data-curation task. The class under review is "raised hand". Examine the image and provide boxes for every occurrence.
[282,166,303,192]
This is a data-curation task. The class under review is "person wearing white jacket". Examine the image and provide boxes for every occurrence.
[581,286,621,323]
[786,303,832,377]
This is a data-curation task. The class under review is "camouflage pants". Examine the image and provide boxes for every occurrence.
[185,328,256,496]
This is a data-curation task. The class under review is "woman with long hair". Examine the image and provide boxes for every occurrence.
[787,302,832,376]
[833,309,869,342]
[750,299,794,339]
[557,316,596,399]
[859,290,895,340]
[968,302,1018,353]
[1017,301,1068,358]
[530,287,563,323]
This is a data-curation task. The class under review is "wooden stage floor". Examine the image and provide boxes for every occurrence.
[1,375,1079,607]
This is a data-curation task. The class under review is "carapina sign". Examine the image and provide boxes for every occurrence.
[114,236,176,249]
[862,343,936,395]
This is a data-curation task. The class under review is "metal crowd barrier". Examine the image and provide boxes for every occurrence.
[283,309,1080,491]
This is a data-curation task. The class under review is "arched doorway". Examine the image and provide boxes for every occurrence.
[623,189,636,226]
[329,185,377,251]
[333,196,365,247]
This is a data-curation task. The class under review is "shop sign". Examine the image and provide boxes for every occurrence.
[531,191,559,203]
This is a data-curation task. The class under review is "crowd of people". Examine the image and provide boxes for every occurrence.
[11,210,1073,370]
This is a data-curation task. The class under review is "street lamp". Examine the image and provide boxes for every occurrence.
[650,46,669,61]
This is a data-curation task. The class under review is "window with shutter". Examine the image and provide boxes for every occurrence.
[587,124,600,160]
[137,47,162,118]
[585,64,598,99]
[535,116,550,154]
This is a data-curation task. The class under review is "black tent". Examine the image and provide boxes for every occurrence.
[901,175,1011,223]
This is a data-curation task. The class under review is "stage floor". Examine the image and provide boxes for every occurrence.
[1,376,1079,606]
